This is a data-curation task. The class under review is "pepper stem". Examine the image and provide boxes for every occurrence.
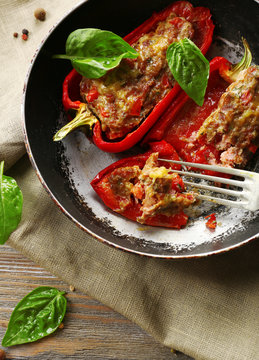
[53,104,98,141]
[221,38,252,83]
[230,38,252,79]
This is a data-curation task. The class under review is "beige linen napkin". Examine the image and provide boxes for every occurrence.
[1,1,259,360]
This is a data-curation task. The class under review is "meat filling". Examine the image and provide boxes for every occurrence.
[197,66,259,167]
[80,13,194,140]
[107,153,196,223]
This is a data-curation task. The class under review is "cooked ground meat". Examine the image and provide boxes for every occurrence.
[80,13,194,140]
[107,153,196,222]
[136,153,196,222]
[108,165,141,211]
[197,66,259,167]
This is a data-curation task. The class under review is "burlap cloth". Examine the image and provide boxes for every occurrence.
[1,1,259,359]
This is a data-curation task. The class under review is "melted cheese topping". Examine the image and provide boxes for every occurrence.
[148,166,172,179]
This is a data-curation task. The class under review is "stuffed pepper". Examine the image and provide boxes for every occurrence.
[91,141,197,228]
[143,43,259,171]
[54,1,214,152]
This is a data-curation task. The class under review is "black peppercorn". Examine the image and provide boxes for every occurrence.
[22,29,29,35]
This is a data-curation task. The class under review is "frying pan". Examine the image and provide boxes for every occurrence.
[22,0,259,258]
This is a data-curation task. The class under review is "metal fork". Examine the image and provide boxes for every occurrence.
[158,159,259,211]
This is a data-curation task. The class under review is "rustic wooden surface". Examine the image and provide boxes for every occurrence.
[0,245,192,360]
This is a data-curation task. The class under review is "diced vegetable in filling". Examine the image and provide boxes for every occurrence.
[80,13,194,140]
[197,66,259,167]
[107,153,196,223]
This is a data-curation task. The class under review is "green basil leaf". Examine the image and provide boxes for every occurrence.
[166,38,210,106]
[54,28,139,78]
[0,161,23,245]
[2,287,67,347]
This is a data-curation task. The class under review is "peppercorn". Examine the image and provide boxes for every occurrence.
[0,349,6,360]
[22,34,28,41]
[13,32,18,38]
[34,8,46,21]
[22,29,29,35]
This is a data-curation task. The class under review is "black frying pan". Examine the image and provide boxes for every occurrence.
[23,0,259,258]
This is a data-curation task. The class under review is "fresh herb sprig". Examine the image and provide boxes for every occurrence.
[166,38,210,106]
[54,28,139,78]
[0,161,23,244]
[2,287,67,347]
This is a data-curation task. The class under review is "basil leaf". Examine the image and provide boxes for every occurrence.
[166,38,210,106]
[54,28,139,78]
[0,161,23,245]
[2,287,67,347]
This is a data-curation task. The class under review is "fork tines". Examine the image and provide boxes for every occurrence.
[158,158,259,211]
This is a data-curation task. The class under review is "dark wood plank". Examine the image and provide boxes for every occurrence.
[0,245,192,359]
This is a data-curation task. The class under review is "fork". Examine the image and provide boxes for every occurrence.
[158,159,259,211]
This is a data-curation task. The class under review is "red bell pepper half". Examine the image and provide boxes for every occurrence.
[143,57,230,163]
[60,1,214,153]
[143,56,258,174]
[91,141,197,229]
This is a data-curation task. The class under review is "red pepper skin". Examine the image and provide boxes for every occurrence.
[62,1,214,153]
[62,69,82,112]
[205,213,217,229]
[91,141,191,229]
[143,57,237,175]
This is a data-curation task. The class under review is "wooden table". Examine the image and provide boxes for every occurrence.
[0,245,192,360]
